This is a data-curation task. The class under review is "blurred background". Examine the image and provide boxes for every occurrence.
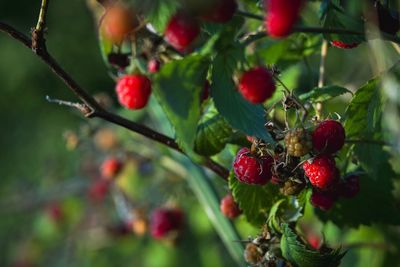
[1,0,400,267]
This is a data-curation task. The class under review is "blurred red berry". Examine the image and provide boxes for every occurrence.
[165,13,200,52]
[116,74,152,110]
[150,207,184,239]
[88,179,110,202]
[101,4,136,44]
[233,147,273,185]
[238,67,276,104]
[303,154,339,190]
[330,40,359,49]
[265,0,304,38]
[47,202,63,223]
[148,59,161,73]
[101,157,123,180]
[307,233,322,250]
[220,194,242,219]
[312,120,345,154]
[310,189,337,211]
[337,175,360,198]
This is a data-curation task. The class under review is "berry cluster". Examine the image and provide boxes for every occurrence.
[233,118,360,211]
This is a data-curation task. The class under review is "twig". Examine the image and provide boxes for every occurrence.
[32,0,50,52]
[316,40,329,119]
[46,95,92,115]
[0,21,229,180]
[236,10,264,21]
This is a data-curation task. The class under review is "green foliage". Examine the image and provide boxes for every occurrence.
[153,54,209,158]
[281,224,346,267]
[299,85,352,103]
[194,107,233,156]
[228,172,280,227]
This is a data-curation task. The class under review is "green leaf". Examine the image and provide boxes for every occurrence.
[228,172,280,226]
[98,31,113,69]
[130,0,180,33]
[268,198,303,234]
[344,79,381,139]
[322,2,365,44]
[299,86,352,103]
[153,55,209,158]
[194,107,233,156]
[211,47,274,144]
[281,224,346,267]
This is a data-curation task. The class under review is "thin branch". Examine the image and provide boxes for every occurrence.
[32,0,50,52]
[236,10,264,21]
[316,40,329,119]
[0,21,229,180]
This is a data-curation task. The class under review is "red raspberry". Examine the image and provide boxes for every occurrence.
[303,154,339,190]
[201,0,237,23]
[233,147,273,185]
[116,74,152,110]
[238,67,276,104]
[330,40,359,49]
[265,0,304,38]
[101,4,136,45]
[220,194,242,219]
[312,120,345,154]
[337,175,360,198]
[165,13,200,52]
[310,189,337,211]
[88,179,110,202]
[148,59,161,73]
[306,233,322,250]
[150,208,184,239]
[101,158,123,180]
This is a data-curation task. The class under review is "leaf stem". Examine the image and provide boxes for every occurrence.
[316,40,329,119]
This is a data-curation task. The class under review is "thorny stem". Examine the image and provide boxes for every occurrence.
[316,40,329,119]
[0,21,229,180]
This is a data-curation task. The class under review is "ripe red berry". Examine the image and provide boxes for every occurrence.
[116,74,152,110]
[165,13,200,52]
[201,0,237,23]
[88,179,110,202]
[310,189,337,211]
[150,207,184,239]
[337,175,360,198]
[101,158,123,179]
[220,194,241,219]
[303,154,339,190]
[265,0,304,38]
[330,40,359,49]
[148,59,161,73]
[233,147,273,185]
[312,120,345,154]
[238,67,276,104]
[306,233,322,250]
[101,4,136,44]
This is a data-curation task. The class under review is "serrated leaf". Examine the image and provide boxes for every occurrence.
[344,79,381,138]
[211,47,274,144]
[130,0,179,33]
[153,55,209,158]
[322,2,365,44]
[299,86,352,103]
[281,224,346,267]
[228,172,280,226]
[194,108,233,156]
[268,198,303,233]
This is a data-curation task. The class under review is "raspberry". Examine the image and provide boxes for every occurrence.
[310,189,337,211]
[306,233,322,250]
[303,154,339,190]
[330,40,359,49]
[220,194,241,219]
[284,128,312,157]
[238,67,276,104]
[233,147,273,185]
[265,0,304,38]
[88,179,110,202]
[101,157,123,179]
[312,120,345,154]
[201,0,237,23]
[165,13,200,52]
[116,74,152,110]
[280,180,305,196]
[148,59,161,73]
[101,4,136,44]
[337,175,360,198]
[150,207,184,239]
